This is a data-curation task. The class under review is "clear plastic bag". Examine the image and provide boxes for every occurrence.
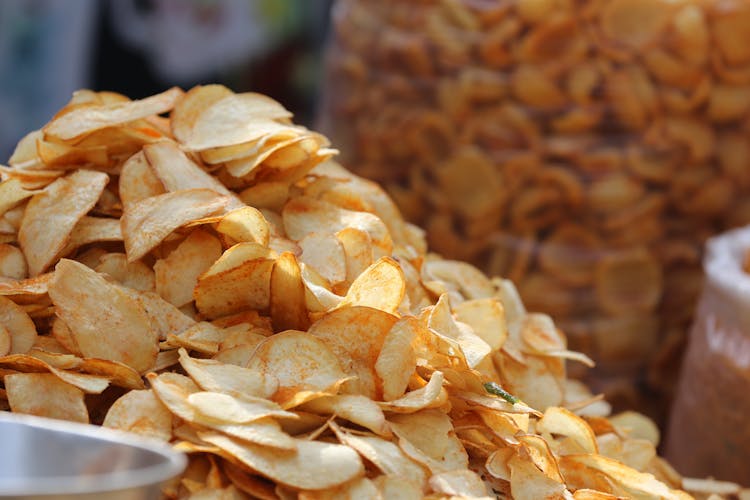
[317,0,750,422]
[664,225,750,485]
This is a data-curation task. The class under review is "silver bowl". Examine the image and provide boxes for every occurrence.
[0,412,186,500]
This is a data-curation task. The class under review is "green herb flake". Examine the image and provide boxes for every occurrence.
[483,381,519,404]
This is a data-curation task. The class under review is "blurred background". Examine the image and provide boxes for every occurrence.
[0,0,333,162]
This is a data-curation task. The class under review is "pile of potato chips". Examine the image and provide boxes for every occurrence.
[0,86,743,499]
[317,0,750,419]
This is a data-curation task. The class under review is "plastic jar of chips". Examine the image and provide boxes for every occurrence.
[664,225,750,485]
[317,0,750,421]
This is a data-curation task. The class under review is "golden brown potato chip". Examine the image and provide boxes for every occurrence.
[301,394,389,436]
[298,233,347,285]
[179,348,277,400]
[5,372,88,423]
[337,257,405,314]
[19,169,108,276]
[49,259,158,373]
[118,151,165,208]
[95,253,155,291]
[0,179,38,218]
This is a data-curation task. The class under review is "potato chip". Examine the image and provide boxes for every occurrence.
[0,179,38,218]
[301,394,389,436]
[179,348,277,400]
[246,330,346,407]
[5,372,88,423]
[19,170,108,276]
[143,141,243,209]
[44,87,182,141]
[298,233,347,285]
[0,295,37,354]
[154,229,222,307]
[194,242,276,319]
[122,188,230,262]
[337,257,405,314]
[308,306,397,398]
[270,252,309,332]
[118,151,165,208]
[379,370,445,413]
[429,469,489,497]
[0,324,10,356]
[200,432,364,491]
[508,454,567,500]
[298,476,380,500]
[95,253,155,291]
[49,259,158,373]
[388,409,468,474]
[186,391,297,424]
[103,389,173,441]
[149,372,295,450]
[330,422,427,487]
[538,406,599,454]
[375,317,418,401]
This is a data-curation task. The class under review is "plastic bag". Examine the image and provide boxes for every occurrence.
[317,0,750,422]
[664,226,750,485]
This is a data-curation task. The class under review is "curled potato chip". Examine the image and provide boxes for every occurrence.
[246,330,346,407]
[308,306,397,398]
[19,170,108,276]
[0,295,38,354]
[298,233,347,285]
[44,87,182,141]
[375,317,418,402]
[337,256,405,314]
[200,432,364,491]
[122,188,230,262]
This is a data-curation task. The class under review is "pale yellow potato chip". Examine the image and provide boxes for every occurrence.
[183,93,294,150]
[375,317,418,402]
[336,227,374,287]
[246,330,346,407]
[428,294,491,368]
[215,206,270,247]
[148,372,295,450]
[300,394,389,436]
[388,409,468,474]
[118,151,165,208]
[5,372,88,423]
[154,229,221,307]
[379,371,445,413]
[19,169,108,276]
[337,257,405,314]
[186,391,297,424]
[283,197,393,257]
[0,244,27,280]
[44,87,183,141]
[194,243,276,319]
[121,188,230,262]
[179,348,276,400]
[298,233,347,285]
[199,432,364,491]
[171,84,234,145]
[429,469,489,497]
[65,216,123,252]
[308,306,397,399]
[538,406,599,454]
[608,411,660,446]
[78,357,145,390]
[103,389,173,441]
[95,253,155,291]
[508,454,567,500]
[143,141,243,209]
[48,259,158,373]
[559,454,689,499]
[0,179,38,218]
[372,475,423,500]
[0,295,37,354]
[223,461,278,500]
[453,298,508,351]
